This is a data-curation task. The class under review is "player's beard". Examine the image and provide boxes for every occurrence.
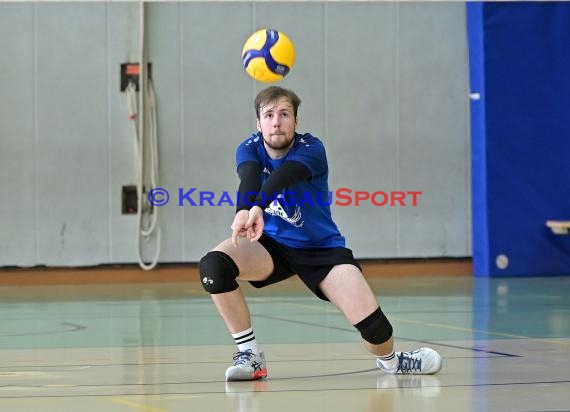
[263,133,295,151]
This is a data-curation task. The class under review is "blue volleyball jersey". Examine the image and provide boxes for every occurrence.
[236,132,346,249]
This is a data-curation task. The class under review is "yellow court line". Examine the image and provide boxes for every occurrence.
[112,398,166,412]
[390,316,529,339]
[151,395,198,401]
[279,301,339,313]
[390,316,569,346]
[280,301,569,346]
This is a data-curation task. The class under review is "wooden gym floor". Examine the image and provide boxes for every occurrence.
[0,260,568,412]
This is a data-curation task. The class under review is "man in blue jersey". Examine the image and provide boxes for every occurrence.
[199,86,442,381]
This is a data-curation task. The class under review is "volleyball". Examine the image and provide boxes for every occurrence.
[242,29,295,83]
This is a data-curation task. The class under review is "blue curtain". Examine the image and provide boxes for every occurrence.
[468,2,570,277]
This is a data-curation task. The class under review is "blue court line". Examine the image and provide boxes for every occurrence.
[1,379,569,399]
[253,313,521,357]
[0,355,502,370]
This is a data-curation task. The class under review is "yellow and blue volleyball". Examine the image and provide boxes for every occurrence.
[242,29,295,83]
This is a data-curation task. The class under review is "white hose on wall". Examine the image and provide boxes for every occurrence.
[126,2,161,271]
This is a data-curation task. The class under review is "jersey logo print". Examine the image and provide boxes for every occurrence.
[265,196,304,228]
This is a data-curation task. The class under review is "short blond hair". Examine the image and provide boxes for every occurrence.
[254,86,301,119]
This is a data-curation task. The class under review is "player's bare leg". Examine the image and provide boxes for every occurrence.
[320,265,442,374]
[200,238,273,381]
[210,239,272,332]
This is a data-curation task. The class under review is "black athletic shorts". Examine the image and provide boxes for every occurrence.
[250,234,361,301]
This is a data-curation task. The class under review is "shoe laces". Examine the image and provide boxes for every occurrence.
[232,349,256,366]
[397,350,422,373]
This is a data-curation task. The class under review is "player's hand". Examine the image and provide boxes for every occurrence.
[245,206,264,242]
[231,210,250,247]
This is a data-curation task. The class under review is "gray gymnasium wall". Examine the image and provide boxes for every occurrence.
[0,2,470,267]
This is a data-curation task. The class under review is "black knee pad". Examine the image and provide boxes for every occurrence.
[354,307,393,345]
[199,251,240,294]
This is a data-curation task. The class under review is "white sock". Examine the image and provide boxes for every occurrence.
[377,350,398,372]
[232,327,259,355]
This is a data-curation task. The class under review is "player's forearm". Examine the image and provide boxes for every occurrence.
[236,161,262,213]
[254,161,311,208]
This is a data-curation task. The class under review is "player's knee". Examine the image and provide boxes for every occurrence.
[354,307,393,345]
[198,251,240,294]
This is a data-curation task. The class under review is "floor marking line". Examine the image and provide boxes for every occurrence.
[389,316,569,346]
[112,398,166,412]
[280,301,568,346]
[1,379,570,399]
